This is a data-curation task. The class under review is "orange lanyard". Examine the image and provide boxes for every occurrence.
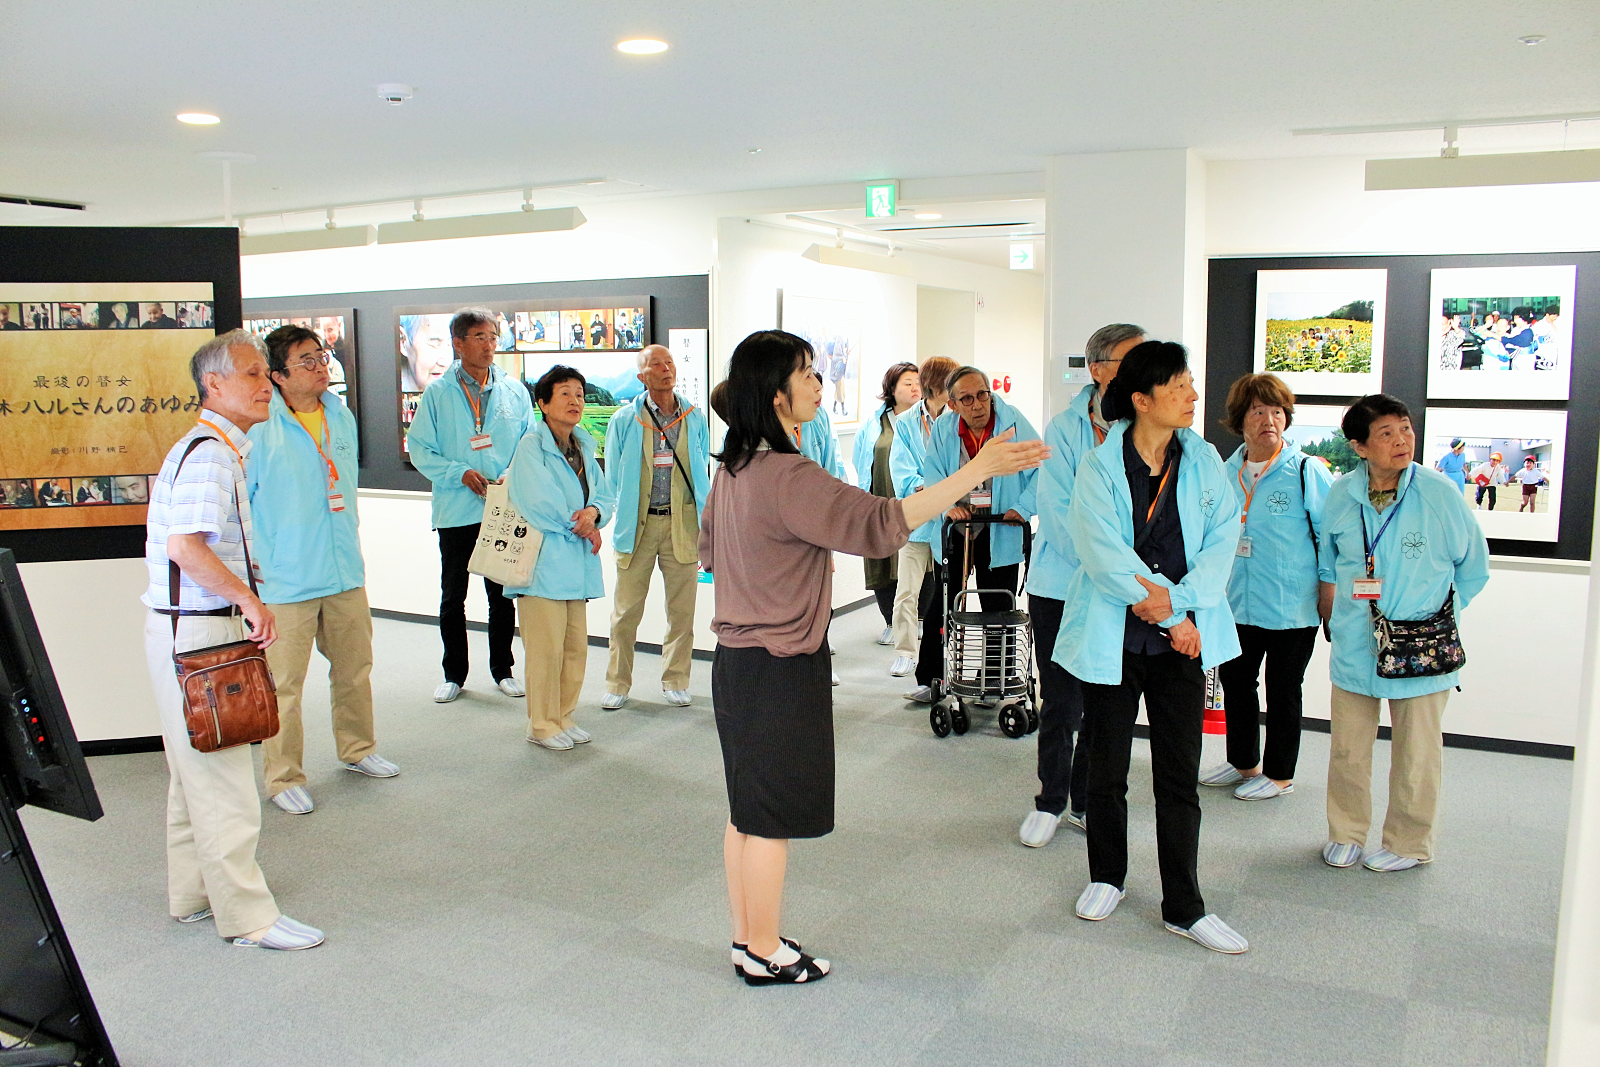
[792,423,803,449]
[958,419,993,460]
[1092,422,1107,446]
[196,419,244,467]
[639,401,692,446]
[1146,460,1176,524]
[294,409,339,492]
[1237,443,1283,524]
[920,405,932,439]
[459,374,486,433]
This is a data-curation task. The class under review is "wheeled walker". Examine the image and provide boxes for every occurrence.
[928,513,1039,739]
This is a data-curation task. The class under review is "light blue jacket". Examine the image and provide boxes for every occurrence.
[1222,442,1335,630]
[602,392,711,555]
[407,362,535,530]
[1318,462,1491,698]
[889,400,943,546]
[921,397,1039,566]
[851,403,896,490]
[503,421,616,602]
[798,405,844,479]
[244,389,364,605]
[1057,423,1243,684]
[1027,384,1104,600]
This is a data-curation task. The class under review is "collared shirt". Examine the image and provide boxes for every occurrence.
[1123,430,1186,654]
[142,409,255,611]
[645,393,682,508]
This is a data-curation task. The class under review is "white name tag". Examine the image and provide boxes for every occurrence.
[469,433,493,451]
[1235,536,1252,558]
[653,451,674,467]
[1352,578,1383,600]
[970,489,993,508]
[328,493,346,513]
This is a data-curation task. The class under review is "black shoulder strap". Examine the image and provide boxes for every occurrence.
[167,435,259,637]
[1299,456,1319,550]
[645,398,699,509]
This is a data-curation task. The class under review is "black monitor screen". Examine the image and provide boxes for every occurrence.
[0,549,102,821]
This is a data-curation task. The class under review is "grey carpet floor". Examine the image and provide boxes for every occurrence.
[22,607,1566,1067]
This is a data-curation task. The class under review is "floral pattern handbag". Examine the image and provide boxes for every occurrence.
[1370,590,1466,679]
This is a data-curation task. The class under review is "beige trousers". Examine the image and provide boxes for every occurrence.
[1327,684,1450,861]
[891,541,934,656]
[143,610,280,938]
[262,587,376,796]
[519,596,588,740]
[606,514,699,693]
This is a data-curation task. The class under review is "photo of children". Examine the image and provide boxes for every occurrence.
[1253,269,1387,397]
[1427,265,1577,401]
[1424,407,1567,541]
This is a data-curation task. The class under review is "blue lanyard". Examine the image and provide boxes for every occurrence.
[1359,465,1413,577]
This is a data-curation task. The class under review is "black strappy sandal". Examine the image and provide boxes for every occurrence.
[740,946,829,986]
[730,937,801,976]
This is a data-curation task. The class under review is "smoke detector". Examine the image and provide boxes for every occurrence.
[376,83,415,106]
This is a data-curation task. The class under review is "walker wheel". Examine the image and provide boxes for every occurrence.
[1026,701,1040,734]
[930,703,952,738]
[998,702,1029,738]
[951,702,970,735]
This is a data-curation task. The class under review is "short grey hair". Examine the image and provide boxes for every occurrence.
[1086,323,1145,363]
[191,329,266,403]
[636,343,671,372]
[947,365,989,396]
[450,306,498,341]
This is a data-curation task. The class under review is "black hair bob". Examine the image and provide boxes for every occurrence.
[1101,340,1189,422]
[533,364,587,405]
[714,330,811,474]
[1340,393,1412,444]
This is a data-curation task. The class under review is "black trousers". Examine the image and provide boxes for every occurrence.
[437,523,516,685]
[1029,595,1091,816]
[1082,650,1206,927]
[873,585,895,626]
[1216,624,1318,782]
[914,531,1019,687]
[1474,484,1497,510]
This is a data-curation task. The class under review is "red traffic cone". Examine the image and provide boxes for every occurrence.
[1203,668,1227,735]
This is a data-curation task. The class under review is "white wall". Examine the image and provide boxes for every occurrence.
[917,286,976,366]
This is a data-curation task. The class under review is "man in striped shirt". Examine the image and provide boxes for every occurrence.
[141,330,323,951]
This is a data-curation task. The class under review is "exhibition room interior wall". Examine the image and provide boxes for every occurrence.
[13,154,1597,753]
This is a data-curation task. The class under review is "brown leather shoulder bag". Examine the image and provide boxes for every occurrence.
[166,435,280,753]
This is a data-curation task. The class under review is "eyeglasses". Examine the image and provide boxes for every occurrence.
[291,352,331,370]
[951,390,992,408]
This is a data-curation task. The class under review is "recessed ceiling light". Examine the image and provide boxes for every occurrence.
[1518,34,1547,45]
[176,113,220,125]
[914,212,942,220]
[748,147,762,154]
[617,38,668,54]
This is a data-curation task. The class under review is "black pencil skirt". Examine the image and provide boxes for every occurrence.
[712,642,834,839]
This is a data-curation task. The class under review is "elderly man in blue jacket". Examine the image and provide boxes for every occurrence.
[246,325,399,816]
[906,365,1039,702]
[599,344,712,710]
[407,307,536,704]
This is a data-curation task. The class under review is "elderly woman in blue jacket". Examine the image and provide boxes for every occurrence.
[888,358,958,686]
[506,365,615,751]
[909,366,1039,701]
[851,362,922,647]
[1200,373,1334,802]
[1317,394,1489,873]
[1057,341,1248,955]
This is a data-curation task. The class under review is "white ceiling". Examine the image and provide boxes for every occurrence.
[2,0,1597,231]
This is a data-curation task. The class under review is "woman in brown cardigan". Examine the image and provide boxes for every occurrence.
[701,330,1047,985]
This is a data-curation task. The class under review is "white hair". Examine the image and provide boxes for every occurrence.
[190,329,266,402]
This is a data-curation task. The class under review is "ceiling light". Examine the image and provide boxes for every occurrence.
[617,38,668,54]
[748,147,762,154]
[377,206,588,245]
[1517,34,1546,45]
[914,212,942,220]
[176,113,219,125]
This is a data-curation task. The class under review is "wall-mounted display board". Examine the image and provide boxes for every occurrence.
[780,292,864,428]
[244,275,709,492]
[395,299,650,460]
[1205,251,1598,562]
[243,309,359,441]
[0,227,243,564]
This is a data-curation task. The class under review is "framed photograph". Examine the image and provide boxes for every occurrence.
[781,293,864,427]
[514,311,560,351]
[1426,265,1577,401]
[1423,406,1567,542]
[243,309,361,449]
[1253,269,1386,397]
[1280,403,1361,477]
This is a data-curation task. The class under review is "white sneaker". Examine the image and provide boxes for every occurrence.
[877,627,894,646]
[600,693,627,710]
[527,731,574,751]
[663,690,692,706]
[563,726,592,744]
[1019,810,1060,848]
[433,681,462,703]
[831,671,841,686]
[890,655,914,677]
[496,677,525,698]
[270,786,314,815]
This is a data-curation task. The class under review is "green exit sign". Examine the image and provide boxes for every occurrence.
[865,180,898,219]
